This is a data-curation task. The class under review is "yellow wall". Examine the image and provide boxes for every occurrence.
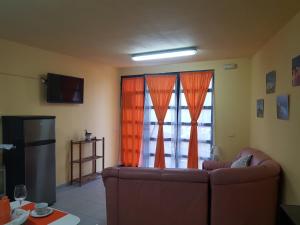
[0,39,120,186]
[120,58,252,161]
[250,12,300,204]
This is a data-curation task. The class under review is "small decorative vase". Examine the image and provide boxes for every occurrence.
[85,130,92,141]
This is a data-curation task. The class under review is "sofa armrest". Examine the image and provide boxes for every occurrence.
[102,167,119,181]
[102,167,119,225]
[210,161,280,185]
[202,160,232,171]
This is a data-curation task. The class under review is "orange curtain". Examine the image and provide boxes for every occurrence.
[121,77,144,167]
[180,71,213,168]
[146,75,176,168]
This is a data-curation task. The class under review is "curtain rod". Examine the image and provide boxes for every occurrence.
[121,69,214,78]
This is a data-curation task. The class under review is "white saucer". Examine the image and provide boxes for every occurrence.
[30,208,54,218]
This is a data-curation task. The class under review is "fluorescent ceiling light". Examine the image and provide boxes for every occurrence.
[132,47,198,61]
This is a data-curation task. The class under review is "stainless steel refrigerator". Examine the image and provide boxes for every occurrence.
[2,116,56,204]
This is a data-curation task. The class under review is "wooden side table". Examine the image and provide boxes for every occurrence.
[70,137,105,186]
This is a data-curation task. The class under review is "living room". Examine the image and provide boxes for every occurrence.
[0,1,300,225]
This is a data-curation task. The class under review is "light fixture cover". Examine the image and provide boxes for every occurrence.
[132,47,198,61]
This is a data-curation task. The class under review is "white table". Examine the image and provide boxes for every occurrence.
[10,201,80,225]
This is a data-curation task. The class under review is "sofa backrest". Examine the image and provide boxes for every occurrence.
[237,147,271,166]
[102,167,210,225]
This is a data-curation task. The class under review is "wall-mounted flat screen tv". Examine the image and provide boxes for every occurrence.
[47,73,84,103]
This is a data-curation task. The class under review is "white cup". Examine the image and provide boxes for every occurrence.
[35,202,48,215]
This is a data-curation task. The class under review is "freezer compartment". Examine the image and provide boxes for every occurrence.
[24,119,55,143]
[25,143,56,204]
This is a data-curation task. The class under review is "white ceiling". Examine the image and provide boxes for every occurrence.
[0,0,299,67]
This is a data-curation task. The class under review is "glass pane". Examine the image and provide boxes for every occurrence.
[178,158,187,168]
[198,143,211,159]
[149,141,156,154]
[164,125,175,139]
[198,110,211,124]
[198,127,211,141]
[180,93,187,106]
[165,157,175,168]
[178,141,189,156]
[150,109,157,122]
[180,126,191,140]
[164,141,175,154]
[169,93,176,106]
[199,160,204,169]
[180,109,191,123]
[165,109,176,123]
[209,79,212,89]
[149,156,155,167]
[149,125,158,138]
[147,91,153,105]
[203,92,212,106]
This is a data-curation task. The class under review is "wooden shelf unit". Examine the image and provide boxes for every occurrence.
[70,137,105,186]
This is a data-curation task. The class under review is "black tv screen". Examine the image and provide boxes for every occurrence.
[47,73,84,103]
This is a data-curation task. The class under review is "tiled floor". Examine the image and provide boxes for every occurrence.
[53,177,106,225]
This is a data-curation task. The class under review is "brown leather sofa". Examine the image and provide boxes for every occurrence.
[203,148,281,225]
[102,148,280,225]
[102,167,209,225]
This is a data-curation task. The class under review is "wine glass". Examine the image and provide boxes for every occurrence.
[14,184,27,208]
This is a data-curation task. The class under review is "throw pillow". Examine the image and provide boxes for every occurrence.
[230,155,253,168]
